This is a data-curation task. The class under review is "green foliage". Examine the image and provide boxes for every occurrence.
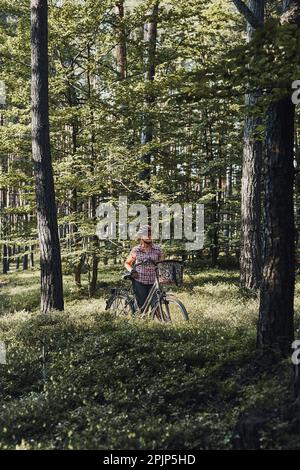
[0,268,298,449]
[0,0,245,266]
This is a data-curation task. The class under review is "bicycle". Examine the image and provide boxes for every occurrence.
[105,259,189,323]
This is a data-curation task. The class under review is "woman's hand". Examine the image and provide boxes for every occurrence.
[124,253,136,275]
[131,269,139,279]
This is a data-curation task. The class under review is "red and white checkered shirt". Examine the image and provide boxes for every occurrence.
[130,244,163,285]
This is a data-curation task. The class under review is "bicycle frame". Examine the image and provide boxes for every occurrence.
[135,265,169,320]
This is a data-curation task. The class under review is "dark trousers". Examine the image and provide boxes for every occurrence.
[132,280,154,309]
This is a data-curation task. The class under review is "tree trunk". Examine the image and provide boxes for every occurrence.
[23,246,29,270]
[257,97,295,352]
[30,245,35,269]
[240,0,264,290]
[74,254,85,288]
[15,245,20,270]
[2,244,8,274]
[257,0,300,352]
[0,158,9,274]
[139,1,159,185]
[86,45,99,297]
[210,177,222,267]
[115,1,127,80]
[31,0,64,313]
[224,166,232,257]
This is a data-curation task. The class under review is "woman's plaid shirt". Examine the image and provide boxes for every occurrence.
[130,244,163,285]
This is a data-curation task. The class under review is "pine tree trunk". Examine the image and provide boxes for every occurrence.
[257,97,295,352]
[86,49,99,297]
[30,246,35,269]
[139,1,159,185]
[15,245,20,270]
[224,166,232,257]
[74,254,85,288]
[211,177,222,267]
[31,0,64,313]
[23,247,29,270]
[240,0,264,290]
[257,0,300,352]
[89,192,99,297]
[2,244,8,274]
[0,158,9,274]
[115,1,127,80]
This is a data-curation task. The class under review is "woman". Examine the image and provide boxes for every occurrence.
[124,225,164,309]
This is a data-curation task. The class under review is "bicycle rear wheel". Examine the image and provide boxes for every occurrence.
[152,294,188,323]
[106,291,136,318]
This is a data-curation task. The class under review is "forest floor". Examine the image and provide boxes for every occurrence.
[0,266,299,449]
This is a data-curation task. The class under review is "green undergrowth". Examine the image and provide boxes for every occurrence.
[0,268,298,449]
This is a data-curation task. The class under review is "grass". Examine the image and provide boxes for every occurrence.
[0,266,299,449]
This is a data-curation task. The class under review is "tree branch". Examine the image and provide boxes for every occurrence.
[232,0,264,28]
[281,0,300,24]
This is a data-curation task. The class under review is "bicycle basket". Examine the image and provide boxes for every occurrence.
[157,261,183,287]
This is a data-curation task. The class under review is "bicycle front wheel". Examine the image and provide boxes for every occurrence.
[153,294,188,324]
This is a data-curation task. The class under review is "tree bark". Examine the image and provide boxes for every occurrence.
[115,1,127,80]
[23,246,29,270]
[0,155,9,274]
[31,0,64,313]
[257,1,300,352]
[89,195,99,297]
[2,244,8,274]
[257,98,295,352]
[87,47,99,297]
[232,0,264,28]
[224,166,233,256]
[240,0,264,290]
[211,177,222,267]
[30,245,35,269]
[139,1,159,185]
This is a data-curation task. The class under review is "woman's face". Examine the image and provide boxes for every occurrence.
[141,232,152,245]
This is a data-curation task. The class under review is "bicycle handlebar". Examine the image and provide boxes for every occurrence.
[134,259,184,268]
[134,259,158,268]
[122,259,156,281]
[123,259,184,281]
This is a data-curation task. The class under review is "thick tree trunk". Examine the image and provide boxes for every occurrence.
[257,97,295,352]
[240,0,264,290]
[139,1,159,185]
[257,0,300,352]
[31,0,64,313]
